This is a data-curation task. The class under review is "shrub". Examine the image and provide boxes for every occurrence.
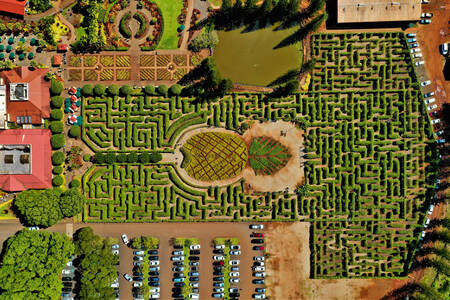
[170,84,182,96]
[93,153,105,164]
[108,84,120,96]
[117,153,127,163]
[49,121,64,134]
[82,84,93,96]
[144,85,155,95]
[120,85,132,96]
[139,152,150,163]
[119,13,132,39]
[52,166,63,175]
[50,79,63,95]
[69,179,81,189]
[50,109,63,120]
[150,152,162,163]
[69,126,81,138]
[50,134,65,149]
[157,85,168,97]
[93,84,106,96]
[50,96,63,108]
[104,153,117,164]
[83,154,91,162]
[127,152,138,163]
[52,152,65,165]
[52,175,64,187]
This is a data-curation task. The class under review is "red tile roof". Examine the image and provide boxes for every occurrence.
[0,129,52,192]
[0,0,25,15]
[57,44,68,51]
[52,55,62,66]
[1,67,51,125]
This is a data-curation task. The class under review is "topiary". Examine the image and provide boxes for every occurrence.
[104,153,117,164]
[170,84,182,96]
[69,179,81,189]
[157,85,168,97]
[52,166,63,175]
[52,175,64,186]
[49,121,64,134]
[93,84,106,96]
[144,85,155,95]
[150,152,162,163]
[127,152,138,163]
[69,126,81,138]
[50,109,63,120]
[50,79,64,95]
[93,153,105,164]
[120,85,132,96]
[82,84,93,96]
[50,134,65,149]
[117,153,127,163]
[108,84,120,96]
[139,152,150,163]
[50,96,64,108]
[52,151,65,165]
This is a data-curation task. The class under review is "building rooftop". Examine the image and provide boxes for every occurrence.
[337,0,421,23]
[0,144,31,175]
[0,0,26,16]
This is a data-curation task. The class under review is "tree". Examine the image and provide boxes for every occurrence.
[117,153,127,163]
[157,85,168,97]
[93,84,106,96]
[0,229,74,300]
[131,237,143,249]
[170,84,182,96]
[260,0,273,25]
[232,0,243,27]
[104,153,116,164]
[50,96,64,108]
[51,109,63,120]
[149,152,162,163]
[14,189,62,227]
[144,85,155,95]
[244,0,258,20]
[120,85,132,96]
[82,84,94,96]
[189,28,219,52]
[127,152,139,163]
[29,0,53,13]
[94,152,105,164]
[69,125,81,138]
[52,175,64,186]
[60,188,86,217]
[49,121,64,134]
[142,236,159,250]
[52,151,65,165]
[50,79,63,95]
[50,134,65,149]
[107,84,120,96]
[139,152,150,163]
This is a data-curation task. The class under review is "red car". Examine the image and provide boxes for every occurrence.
[253,246,264,251]
[253,232,264,237]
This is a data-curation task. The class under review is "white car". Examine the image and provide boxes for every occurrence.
[230,245,240,250]
[150,287,160,293]
[124,273,132,282]
[421,0,429,3]
[28,226,40,231]
[421,12,433,18]
[112,249,119,255]
[134,256,143,261]
[62,269,72,275]
[254,272,266,277]
[253,256,265,261]
[190,282,199,288]
[111,244,119,249]
[428,204,435,214]
[253,294,266,299]
[424,92,435,97]
[230,250,241,255]
[229,288,239,293]
[214,288,225,292]
[253,266,265,271]
[133,281,143,287]
[424,98,435,104]
[440,43,449,55]
[431,119,441,125]
[171,256,184,261]
[427,104,437,111]
[121,234,129,244]
[229,260,240,265]
[189,244,201,250]
[421,80,431,86]
[230,272,239,277]
[133,250,144,255]
[254,261,265,266]
[149,293,160,299]
[230,278,240,283]
[214,244,225,250]
[66,261,73,267]
[406,33,416,38]
[250,224,264,230]
[111,281,119,288]
[410,48,420,53]
[189,293,199,299]
[213,255,225,261]
[415,61,425,66]
[435,130,444,136]
[149,260,160,265]
[413,53,422,58]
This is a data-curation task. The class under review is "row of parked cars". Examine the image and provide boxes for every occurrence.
[249,225,266,299]
[132,248,160,299]
[212,243,241,299]
[61,255,75,300]
[171,243,201,299]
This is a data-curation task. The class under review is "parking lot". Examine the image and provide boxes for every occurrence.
[73,222,268,300]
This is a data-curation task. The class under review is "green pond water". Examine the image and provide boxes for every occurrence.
[214,25,302,86]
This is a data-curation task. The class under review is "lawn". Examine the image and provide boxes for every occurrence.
[153,0,184,49]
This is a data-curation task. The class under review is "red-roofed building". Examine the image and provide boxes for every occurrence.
[0,129,52,191]
[0,0,26,16]
[0,66,50,127]
[52,55,62,66]
[57,44,68,52]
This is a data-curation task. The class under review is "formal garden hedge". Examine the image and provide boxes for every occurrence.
[81,32,438,279]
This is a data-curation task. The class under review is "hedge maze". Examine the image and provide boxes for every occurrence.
[82,32,438,278]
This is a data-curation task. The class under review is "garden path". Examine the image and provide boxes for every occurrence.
[179,0,194,50]
[57,13,77,44]
[24,0,77,21]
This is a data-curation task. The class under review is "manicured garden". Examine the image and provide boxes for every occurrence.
[248,136,291,176]
[152,0,184,49]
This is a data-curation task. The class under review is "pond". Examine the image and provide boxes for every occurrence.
[214,25,302,86]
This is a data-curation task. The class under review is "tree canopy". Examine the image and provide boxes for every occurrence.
[0,229,74,299]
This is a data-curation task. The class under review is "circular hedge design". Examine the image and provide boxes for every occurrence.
[181,132,248,182]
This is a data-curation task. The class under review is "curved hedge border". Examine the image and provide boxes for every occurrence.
[119,12,132,39]
[133,11,148,39]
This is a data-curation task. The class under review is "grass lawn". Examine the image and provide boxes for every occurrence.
[153,0,184,49]
[75,16,87,42]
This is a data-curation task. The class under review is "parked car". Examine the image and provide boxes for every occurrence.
[124,273,132,282]
[250,224,264,230]
[409,43,418,48]
[149,277,159,282]
[148,250,158,255]
[121,234,129,244]
[150,282,161,287]
[62,277,72,281]
[437,139,446,144]
[440,43,449,56]
[133,282,142,287]
[150,287,160,293]
[189,261,200,266]
[190,282,199,288]
[188,271,200,276]
[112,249,119,255]
[173,250,184,255]
[251,239,264,244]
[212,293,224,298]
[253,232,264,237]
[406,33,416,38]
[424,92,435,98]
[230,250,241,255]
[173,266,184,272]
[110,281,119,288]
[253,279,265,284]
[254,261,265,266]
[427,104,437,111]
[421,0,429,3]
[231,266,240,271]
[214,244,225,249]
[213,277,224,282]
[254,256,265,261]
[413,53,422,58]
[424,98,435,104]
[415,60,425,66]
[254,272,266,277]
[174,273,185,278]
[230,245,240,250]
[190,266,199,272]
[133,256,143,261]
[420,19,431,24]
[133,272,143,277]
[230,292,240,298]
[173,262,184,266]
[189,244,201,250]
[421,80,431,87]
[173,282,184,287]
[407,38,417,43]
[213,255,225,260]
[190,277,199,282]
[149,266,160,271]
[435,130,444,136]
[189,256,200,261]
[62,269,72,275]
[421,12,433,18]
[28,226,40,231]
[255,288,266,293]
[149,271,159,276]
[214,249,225,254]
[133,276,143,281]
[253,293,266,299]
[190,250,200,255]
[230,272,239,277]
[213,282,224,287]
[229,260,240,265]
[149,256,159,260]
[173,277,185,282]
[213,271,223,276]
[171,256,184,261]
[149,293,160,299]
[230,278,240,283]
[214,288,225,293]
[133,261,142,267]
[253,266,265,271]
[253,246,264,251]
[111,244,119,249]
[149,260,160,266]
[133,250,144,255]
